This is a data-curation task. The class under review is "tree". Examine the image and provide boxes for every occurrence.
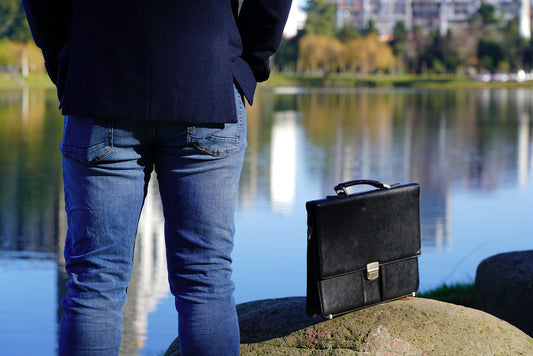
[501,18,522,70]
[478,39,505,72]
[0,0,18,36]
[363,19,378,35]
[298,34,329,72]
[443,52,459,72]
[426,30,446,72]
[336,24,360,43]
[345,34,395,73]
[4,5,32,41]
[0,0,37,76]
[303,0,337,38]
[390,21,408,56]
[0,0,32,41]
[273,34,300,72]
[369,35,395,72]
[477,3,497,25]
[448,23,482,72]
[521,40,533,70]
[324,37,345,72]
[404,26,431,73]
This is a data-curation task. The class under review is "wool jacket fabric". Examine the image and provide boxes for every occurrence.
[22,0,292,123]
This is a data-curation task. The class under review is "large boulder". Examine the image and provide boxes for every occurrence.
[476,250,533,336]
[165,297,533,355]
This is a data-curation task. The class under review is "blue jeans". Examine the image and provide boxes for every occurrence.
[58,87,246,356]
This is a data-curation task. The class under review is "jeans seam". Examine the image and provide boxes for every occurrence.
[191,140,241,156]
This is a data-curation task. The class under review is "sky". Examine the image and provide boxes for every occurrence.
[284,0,308,37]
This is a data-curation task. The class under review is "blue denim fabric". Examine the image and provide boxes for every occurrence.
[58,87,246,356]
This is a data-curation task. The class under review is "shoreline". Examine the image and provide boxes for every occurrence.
[4,72,533,90]
[263,72,533,89]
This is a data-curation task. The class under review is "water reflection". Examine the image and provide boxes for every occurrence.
[1,86,533,355]
[0,88,62,256]
[257,88,532,253]
[270,111,299,214]
[119,178,168,355]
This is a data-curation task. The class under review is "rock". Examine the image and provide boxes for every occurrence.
[164,297,533,355]
[475,250,533,337]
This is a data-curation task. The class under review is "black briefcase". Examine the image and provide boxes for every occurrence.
[306,180,421,319]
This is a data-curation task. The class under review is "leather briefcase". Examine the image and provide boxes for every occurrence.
[306,180,421,319]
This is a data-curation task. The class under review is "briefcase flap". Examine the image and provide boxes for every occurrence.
[306,183,421,279]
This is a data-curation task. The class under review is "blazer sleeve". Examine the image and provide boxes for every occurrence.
[21,0,70,84]
[238,0,292,82]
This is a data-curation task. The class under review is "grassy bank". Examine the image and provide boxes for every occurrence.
[264,72,533,89]
[0,72,54,88]
[418,282,478,309]
[4,71,533,90]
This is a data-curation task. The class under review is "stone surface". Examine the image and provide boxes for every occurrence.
[165,297,533,355]
[475,250,533,337]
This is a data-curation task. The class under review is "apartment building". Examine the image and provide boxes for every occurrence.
[334,0,531,39]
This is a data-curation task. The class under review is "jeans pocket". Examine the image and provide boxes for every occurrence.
[189,85,247,157]
[60,115,114,164]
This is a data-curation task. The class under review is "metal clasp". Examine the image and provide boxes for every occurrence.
[366,262,380,280]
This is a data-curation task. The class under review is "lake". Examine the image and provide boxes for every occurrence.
[1,86,532,355]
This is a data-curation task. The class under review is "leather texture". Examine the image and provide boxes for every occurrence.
[306,182,421,318]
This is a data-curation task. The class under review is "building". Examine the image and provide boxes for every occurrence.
[335,0,531,39]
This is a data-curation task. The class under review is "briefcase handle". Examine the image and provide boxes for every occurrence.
[334,180,400,196]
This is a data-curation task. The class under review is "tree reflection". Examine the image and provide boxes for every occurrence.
[0,88,62,256]
[242,87,533,252]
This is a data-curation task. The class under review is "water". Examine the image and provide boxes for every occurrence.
[1,86,532,355]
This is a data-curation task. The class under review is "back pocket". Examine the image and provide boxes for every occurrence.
[189,85,247,157]
[189,121,244,157]
[60,115,113,164]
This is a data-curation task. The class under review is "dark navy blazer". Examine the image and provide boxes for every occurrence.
[22,0,292,123]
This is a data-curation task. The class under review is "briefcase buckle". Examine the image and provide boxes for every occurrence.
[366,262,380,280]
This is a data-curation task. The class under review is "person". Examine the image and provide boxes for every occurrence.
[21,1,292,355]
